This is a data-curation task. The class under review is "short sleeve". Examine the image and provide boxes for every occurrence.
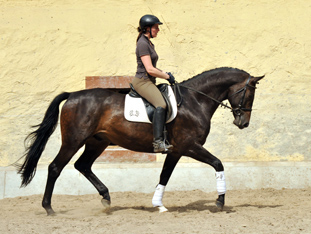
[136,41,150,57]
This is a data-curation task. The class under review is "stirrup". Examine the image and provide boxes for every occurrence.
[153,140,173,153]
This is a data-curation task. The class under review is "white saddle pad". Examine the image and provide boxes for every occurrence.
[124,85,178,124]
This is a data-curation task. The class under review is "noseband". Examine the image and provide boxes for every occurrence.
[175,75,256,116]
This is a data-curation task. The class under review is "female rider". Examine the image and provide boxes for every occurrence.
[132,14,175,153]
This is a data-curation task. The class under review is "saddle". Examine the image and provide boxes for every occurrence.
[124,83,178,124]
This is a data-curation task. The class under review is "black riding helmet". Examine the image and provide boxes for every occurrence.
[139,14,163,38]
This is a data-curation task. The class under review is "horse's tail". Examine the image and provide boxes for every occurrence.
[16,92,71,187]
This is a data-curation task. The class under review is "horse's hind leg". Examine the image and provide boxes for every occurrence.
[74,138,111,210]
[42,144,80,215]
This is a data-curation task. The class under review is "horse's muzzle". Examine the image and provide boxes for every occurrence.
[233,115,249,129]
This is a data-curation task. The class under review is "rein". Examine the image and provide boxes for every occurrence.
[174,82,232,109]
[173,75,256,116]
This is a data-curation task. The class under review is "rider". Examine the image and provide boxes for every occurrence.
[132,14,175,153]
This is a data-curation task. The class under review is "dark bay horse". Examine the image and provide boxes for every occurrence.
[17,67,264,215]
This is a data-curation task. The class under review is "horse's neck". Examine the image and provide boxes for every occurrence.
[185,75,235,103]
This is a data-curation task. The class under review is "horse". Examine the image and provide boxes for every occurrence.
[16,67,264,215]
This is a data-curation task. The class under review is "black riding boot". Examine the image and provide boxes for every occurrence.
[152,107,173,153]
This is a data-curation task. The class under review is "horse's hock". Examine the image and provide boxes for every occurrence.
[85,76,156,163]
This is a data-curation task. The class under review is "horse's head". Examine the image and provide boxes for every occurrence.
[228,75,264,129]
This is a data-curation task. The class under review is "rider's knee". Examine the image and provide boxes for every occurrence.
[157,104,166,109]
[156,101,166,109]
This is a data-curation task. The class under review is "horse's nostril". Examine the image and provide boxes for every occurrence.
[244,123,249,128]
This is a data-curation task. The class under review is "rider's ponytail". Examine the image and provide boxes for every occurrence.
[136,27,147,43]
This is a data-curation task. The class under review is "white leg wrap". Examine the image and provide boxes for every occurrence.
[152,184,165,207]
[216,171,226,195]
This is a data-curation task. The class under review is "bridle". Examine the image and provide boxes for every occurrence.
[174,75,257,116]
[227,75,257,116]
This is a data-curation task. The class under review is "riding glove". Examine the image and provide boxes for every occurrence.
[167,72,175,85]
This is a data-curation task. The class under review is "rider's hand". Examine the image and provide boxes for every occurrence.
[167,72,175,85]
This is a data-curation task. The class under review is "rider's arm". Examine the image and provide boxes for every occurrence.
[141,55,170,80]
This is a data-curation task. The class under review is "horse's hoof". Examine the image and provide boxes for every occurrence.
[46,208,56,216]
[157,206,168,213]
[101,198,111,212]
[215,200,224,211]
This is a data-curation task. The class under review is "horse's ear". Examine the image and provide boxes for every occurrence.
[253,75,265,84]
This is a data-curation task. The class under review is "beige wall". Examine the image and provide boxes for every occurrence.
[1,0,310,166]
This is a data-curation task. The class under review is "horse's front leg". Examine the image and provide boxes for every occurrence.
[185,143,226,210]
[215,171,226,210]
[152,153,181,212]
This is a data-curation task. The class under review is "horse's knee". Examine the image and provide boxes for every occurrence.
[212,159,224,171]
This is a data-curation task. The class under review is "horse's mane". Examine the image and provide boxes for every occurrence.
[181,67,249,84]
